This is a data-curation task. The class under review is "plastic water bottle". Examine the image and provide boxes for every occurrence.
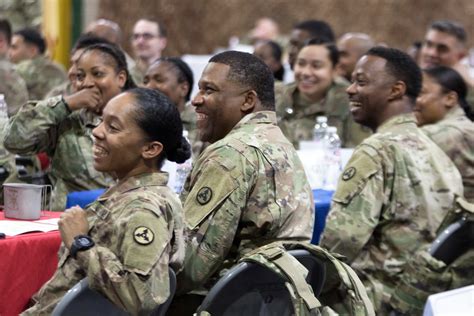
[323,127,342,190]
[173,130,192,194]
[313,116,328,147]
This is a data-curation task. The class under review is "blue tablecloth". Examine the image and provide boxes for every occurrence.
[66,189,106,209]
[312,189,334,244]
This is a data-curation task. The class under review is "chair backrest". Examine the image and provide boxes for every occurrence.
[196,249,326,316]
[52,268,176,316]
[429,217,474,265]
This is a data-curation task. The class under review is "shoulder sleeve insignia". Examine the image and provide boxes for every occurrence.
[196,186,213,205]
[133,226,154,245]
[341,166,356,181]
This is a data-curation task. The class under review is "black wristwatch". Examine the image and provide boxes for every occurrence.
[70,235,95,259]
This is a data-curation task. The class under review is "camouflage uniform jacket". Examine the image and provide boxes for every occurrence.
[0,57,28,116]
[178,111,314,293]
[320,113,463,309]
[3,96,113,211]
[275,81,371,149]
[16,55,67,100]
[422,107,474,202]
[45,81,74,99]
[22,172,185,315]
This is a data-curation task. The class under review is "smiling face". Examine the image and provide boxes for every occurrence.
[191,62,247,143]
[420,29,465,68]
[294,44,335,101]
[75,49,126,113]
[92,92,158,180]
[131,19,166,62]
[143,61,188,108]
[414,73,452,126]
[346,55,395,130]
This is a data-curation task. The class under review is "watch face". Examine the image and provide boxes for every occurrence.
[77,237,91,246]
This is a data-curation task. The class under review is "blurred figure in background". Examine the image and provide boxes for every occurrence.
[419,20,474,108]
[415,66,474,201]
[9,28,67,100]
[336,32,375,81]
[253,39,285,82]
[85,18,136,77]
[130,18,167,84]
[276,38,370,149]
[0,19,28,116]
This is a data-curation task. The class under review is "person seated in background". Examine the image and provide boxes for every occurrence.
[4,43,135,211]
[419,20,474,108]
[253,39,285,82]
[0,19,28,116]
[415,66,474,202]
[130,18,167,84]
[336,32,375,82]
[22,87,191,315]
[143,57,206,158]
[287,19,335,71]
[85,18,137,77]
[46,34,110,99]
[9,28,67,100]
[171,51,313,314]
[275,38,371,149]
[320,47,464,313]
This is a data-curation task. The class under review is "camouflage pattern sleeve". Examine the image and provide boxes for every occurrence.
[178,156,250,293]
[77,206,172,314]
[0,60,29,116]
[3,96,69,156]
[320,145,384,262]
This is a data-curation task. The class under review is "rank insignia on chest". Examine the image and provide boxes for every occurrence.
[133,226,154,245]
[196,186,213,205]
[342,166,356,181]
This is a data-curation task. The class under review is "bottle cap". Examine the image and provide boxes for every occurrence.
[316,116,327,123]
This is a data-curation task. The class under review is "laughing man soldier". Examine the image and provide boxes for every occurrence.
[174,51,314,310]
[320,47,463,312]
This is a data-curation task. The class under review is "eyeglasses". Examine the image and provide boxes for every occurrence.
[131,33,159,41]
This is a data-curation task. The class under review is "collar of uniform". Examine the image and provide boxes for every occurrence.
[443,106,466,121]
[232,111,277,130]
[377,112,417,133]
[97,172,169,201]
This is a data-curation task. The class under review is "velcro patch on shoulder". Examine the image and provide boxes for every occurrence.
[333,148,381,205]
[184,161,238,229]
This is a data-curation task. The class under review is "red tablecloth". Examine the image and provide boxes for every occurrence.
[0,211,62,316]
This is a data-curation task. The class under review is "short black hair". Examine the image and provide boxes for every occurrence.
[0,19,12,43]
[429,20,467,44]
[14,28,46,54]
[130,87,191,167]
[423,66,473,120]
[366,46,422,102]
[72,33,110,52]
[304,38,339,67]
[294,20,335,43]
[80,43,136,90]
[209,50,275,110]
[154,57,194,101]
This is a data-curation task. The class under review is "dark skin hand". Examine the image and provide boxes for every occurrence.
[64,86,102,114]
[59,206,89,249]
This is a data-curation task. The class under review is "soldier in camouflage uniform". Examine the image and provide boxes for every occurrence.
[144,57,207,158]
[4,43,136,211]
[176,51,314,303]
[23,88,191,315]
[415,66,474,202]
[276,39,370,149]
[320,47,464,312]
[9,28,67,100]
